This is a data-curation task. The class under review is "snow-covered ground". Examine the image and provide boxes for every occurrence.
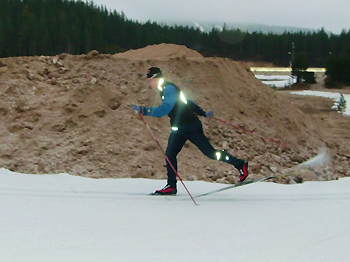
[291,90,350,116]
[255,74,349,116]
[255,74,297,88]
[1,168,350,262]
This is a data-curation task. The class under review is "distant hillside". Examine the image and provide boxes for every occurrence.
[0,0,344,67]
[173,21,321,34]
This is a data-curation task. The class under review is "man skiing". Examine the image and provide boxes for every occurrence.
[132,67,248,195]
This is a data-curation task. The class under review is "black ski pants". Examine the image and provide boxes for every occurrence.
[165,120,242,187]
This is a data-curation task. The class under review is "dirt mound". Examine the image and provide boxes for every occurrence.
[0,44,349,183]
[113,43,204,60]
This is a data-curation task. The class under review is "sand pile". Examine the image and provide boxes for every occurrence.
[113,43,204,60]
[0,44,349,184]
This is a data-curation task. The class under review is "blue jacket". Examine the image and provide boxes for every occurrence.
[142,80,206,129]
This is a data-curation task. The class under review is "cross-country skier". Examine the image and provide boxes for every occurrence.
[132,67,248,195]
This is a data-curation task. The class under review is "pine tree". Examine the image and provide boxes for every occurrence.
[337,94,347,114]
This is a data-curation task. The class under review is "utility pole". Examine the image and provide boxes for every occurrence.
[288,42,295,87]
[288,42,295,69]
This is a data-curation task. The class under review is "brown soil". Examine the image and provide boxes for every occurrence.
[0,43,349,184]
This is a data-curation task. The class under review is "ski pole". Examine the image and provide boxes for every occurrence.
[138,113,198,205]
[215,117,290,149]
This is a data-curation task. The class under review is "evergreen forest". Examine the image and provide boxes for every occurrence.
[1,0,350,85]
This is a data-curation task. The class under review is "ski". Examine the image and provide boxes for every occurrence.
[191,149,328,199]
[194,171,297,199]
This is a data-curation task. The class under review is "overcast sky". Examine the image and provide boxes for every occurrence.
[91,0,349,34]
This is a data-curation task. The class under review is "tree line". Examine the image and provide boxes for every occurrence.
[1,0,350,85]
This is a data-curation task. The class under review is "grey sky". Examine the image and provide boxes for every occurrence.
[91,0,349,34]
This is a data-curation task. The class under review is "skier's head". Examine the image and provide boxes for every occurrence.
[146,67,163,90]
[146,67,162,79]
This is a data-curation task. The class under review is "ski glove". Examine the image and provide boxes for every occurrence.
[205,111,214,118]
[132,104,146,115]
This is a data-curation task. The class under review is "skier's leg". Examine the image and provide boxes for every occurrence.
[165,132,187,187]
[188,128,249,181]
[188,128,243,167]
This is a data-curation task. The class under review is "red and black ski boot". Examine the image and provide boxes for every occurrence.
[237,161,249,182]
[151,184,177,195]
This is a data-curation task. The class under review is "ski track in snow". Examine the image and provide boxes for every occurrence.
[1,168,350,262]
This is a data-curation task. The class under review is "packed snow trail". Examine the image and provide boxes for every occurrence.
[1,168,350,262]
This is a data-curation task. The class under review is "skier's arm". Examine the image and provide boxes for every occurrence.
[143,86,177,117]
[187,99,206,116]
